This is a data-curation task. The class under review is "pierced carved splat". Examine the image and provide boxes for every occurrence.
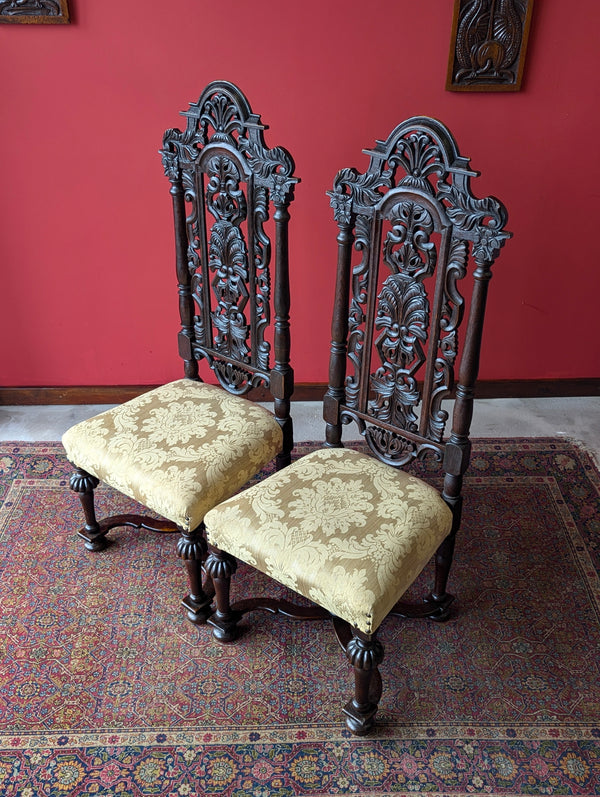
[160,82,298,395]
[326,116,510,466]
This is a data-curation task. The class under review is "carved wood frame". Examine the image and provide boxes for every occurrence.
[446,0,534,92]
[0,0,69,23]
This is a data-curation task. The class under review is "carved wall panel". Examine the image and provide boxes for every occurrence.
[0,0,70,23]
[446,0,534,91]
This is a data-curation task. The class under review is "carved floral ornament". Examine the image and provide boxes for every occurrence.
[0,0,70,23]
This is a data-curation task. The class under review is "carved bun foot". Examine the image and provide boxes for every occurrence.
[343,633,384,736]
[69,469,112,552]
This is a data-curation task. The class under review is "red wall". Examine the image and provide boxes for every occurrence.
[2,0,599,387]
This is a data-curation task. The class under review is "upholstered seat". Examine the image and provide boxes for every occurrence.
[205,448,452,634]
[63,379,283,532]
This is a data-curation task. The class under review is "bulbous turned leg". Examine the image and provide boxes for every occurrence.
[205,547,240,643]
[69,468,109,552]
[343,632,384,736]
[177,525,213,625]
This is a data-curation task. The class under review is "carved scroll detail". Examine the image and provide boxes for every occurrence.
[383,200,436,280]
[365,195,435,459]
[364,426,417,467]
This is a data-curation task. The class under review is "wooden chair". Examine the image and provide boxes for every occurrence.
[203,116,511,733]
[62,81,298,624]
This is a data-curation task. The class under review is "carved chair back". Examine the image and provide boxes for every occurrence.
[160,81,298,460]
[325,117,510,528]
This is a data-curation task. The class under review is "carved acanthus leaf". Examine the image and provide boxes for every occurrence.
[390,132,444,191]
[209,220,250,361]
[375,275,429,369]
[160,127,202,180]
[364,425,417,467]
[200,92,244,144]
[241,138,295,179]
[331,167,389,210]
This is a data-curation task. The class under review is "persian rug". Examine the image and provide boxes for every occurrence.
[0,438,599,797]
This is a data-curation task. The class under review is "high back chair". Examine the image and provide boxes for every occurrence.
[203,116,510,733]
[62,81,298,624]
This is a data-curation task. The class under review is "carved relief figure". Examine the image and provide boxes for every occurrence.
[448,0,533,90]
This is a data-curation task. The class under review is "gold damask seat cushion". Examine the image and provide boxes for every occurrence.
[62,379,283,532]
[205,447,453,635]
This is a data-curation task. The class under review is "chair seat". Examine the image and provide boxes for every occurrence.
[62,379,283,532]
[204,447,453,634]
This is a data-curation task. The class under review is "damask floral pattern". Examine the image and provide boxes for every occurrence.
[62,379,283,531]
[205,447,452,634]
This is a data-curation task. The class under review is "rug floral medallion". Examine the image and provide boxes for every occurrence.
[0,439,598,796]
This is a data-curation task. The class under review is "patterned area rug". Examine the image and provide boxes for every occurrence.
[0,439,599,796]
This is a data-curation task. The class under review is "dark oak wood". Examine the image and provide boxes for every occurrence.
[208,116,511,734]
[64,81,298,624]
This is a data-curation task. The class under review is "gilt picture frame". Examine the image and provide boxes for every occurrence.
[0,0,70,24]
[446,0,534,92]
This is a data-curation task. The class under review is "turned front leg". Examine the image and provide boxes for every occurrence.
[205,547,240,643]
[343,631,384,736]
[69,467,108,552]
[177,524,213,625]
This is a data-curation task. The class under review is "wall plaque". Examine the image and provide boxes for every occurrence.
[0,0,70,24]
[446,0,534,91]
